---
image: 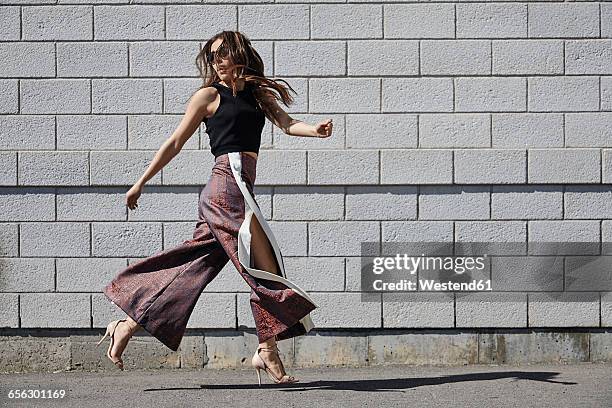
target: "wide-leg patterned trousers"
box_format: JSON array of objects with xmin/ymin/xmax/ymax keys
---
[{"xmin": 103, "ymin": 151, "xmax": 318, "ymax": 351}]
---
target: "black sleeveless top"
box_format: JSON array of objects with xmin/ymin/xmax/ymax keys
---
[{"xmin": 203, "ymin": 81, "xmax": 266, "ymax": 158}]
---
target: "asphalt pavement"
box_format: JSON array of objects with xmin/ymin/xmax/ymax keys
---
[{"xmin": 1, "ymin": 362, "xmax": 611, "ymax": 408}]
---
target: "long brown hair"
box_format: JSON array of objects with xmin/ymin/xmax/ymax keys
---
[{"xmin": 190, "ymin": 30, "xmax": 296, "ymax": 124}]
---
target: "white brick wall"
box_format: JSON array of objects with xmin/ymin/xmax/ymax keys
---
[{"xmin": 0, "ymin": 1, "xmax": 611, "ymax": 332}]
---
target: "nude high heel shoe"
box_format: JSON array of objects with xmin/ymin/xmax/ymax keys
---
[
  {"xmin": 251, "ymin": 345, "xmax": 299, "ymax": 386},
  {"xmin": 96, "ymin": 319, "xmax": 136, "ymax": 370}
]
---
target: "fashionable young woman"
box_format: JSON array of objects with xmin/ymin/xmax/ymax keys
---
[{"xmin": 98, "ymin": 31, "xmax": 333, "ymax": 385}]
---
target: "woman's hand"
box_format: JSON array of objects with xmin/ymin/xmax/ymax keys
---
[
  {"xmin": 313, "ymin": 119, "xmax": 333, "ymax": 138},
  {"xmin": 126, "ymin": 183, "xmax": 143, "ymax": 210}
]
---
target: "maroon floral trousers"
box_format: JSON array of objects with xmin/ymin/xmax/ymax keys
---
[{"xmin": 103, "ymin": 152, "xmax": 317, "ymax": 351}]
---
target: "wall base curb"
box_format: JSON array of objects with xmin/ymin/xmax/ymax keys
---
[{"xmin": 1, "ymin": 328, "xmax": 610, "ymax": 373}]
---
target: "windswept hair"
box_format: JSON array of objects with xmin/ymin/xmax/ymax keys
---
[{"xmin": 189, "ymin": 30, "xmax": 296, "ymax": 124}]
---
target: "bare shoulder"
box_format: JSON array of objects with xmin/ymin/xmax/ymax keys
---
[
  {"xmin": 191, "ymin": 85, "xmax": 218, "ymax": 106},
  {"xmin": 186, "ymin": 86, "xmax": 219, "ymax": 120}
]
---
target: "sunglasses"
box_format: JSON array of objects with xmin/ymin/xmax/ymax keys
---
[{"xmin": 207, "ymin": 45, "xmax": 229, "ymax": 63}]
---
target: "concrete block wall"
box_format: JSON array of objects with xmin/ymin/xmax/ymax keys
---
[{"xmin": 1, "ymin": 1, "xmax": 612, "ymax": 368}]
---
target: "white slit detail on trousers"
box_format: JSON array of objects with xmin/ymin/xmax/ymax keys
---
[{"xmin": 227, "ymin": 152, "xmax": 317, "ymax": 333}]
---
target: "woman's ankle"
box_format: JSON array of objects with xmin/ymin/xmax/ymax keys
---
[
  {"xmin": 124, "ymin": 317, "xmax": 141, "ymax": 334},
  {"xmin": 258, "ymin": 335, "xmax": 277, "ymax": 349}
]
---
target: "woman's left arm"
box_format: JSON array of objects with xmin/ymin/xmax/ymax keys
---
[
  {"xmin": 287, "ymin": 118, "xmax": 333, "ymax": 138},
  {"xmin": 263, "ymin": 95, "xmax": 333, "ymax": 138}
]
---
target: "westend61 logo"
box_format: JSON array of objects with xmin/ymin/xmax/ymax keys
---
[
  {"xmin": 370, "ymin": 253, "xmax": 491, "ymax": 292},
  {"xmin": 359, "ymin": 241, "xmax": 612, "ymax": 302}
]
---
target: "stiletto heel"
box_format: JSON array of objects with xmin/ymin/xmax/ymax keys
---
[
  {"xmin": 251, "ymin": 345, "xmax": 299, "ymax": 386},
  {"xmin": 97, "ymin": 319, "xmax": 137, "ymax": 370},
  {"xmin": 96, "ymin": 327, "xmax": 110, "ymax": 346},
  {"xmin": 255, "ymin": 366, "xmax": 262, "ymax": 386}
]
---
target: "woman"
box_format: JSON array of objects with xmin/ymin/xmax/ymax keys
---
[{"xmin": 97, "ymin": 31, "xmax": 333, "ymax": 385}]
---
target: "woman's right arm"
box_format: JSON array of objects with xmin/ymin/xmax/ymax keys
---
[{"xmin": 125, "ymin": 87, "xmax": 215, "ymax": 210}]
